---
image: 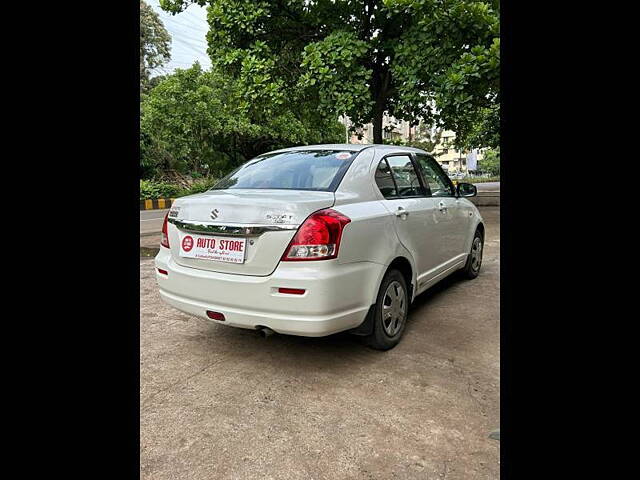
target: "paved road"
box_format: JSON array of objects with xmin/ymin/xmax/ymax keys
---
[
  {"xmin": 474, "ymin": 181, "xmax": 500, "ymax": 191},
  {"xmin": 140, "ymin": 207, "xmax": 500, "ymax": 480},
  {"xmin": 140, "ymin": 208, "xmax": 169, "ymax": 236}
]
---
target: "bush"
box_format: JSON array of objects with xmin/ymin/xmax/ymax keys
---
[
  {"xmin": 478, "ymin": 148, "xmax": 500, "ymax": 176},
  {"xmin": 140, "ymin": 180, "xmax": 185, "ymax": 200},
  {"xmin": 140, "ymin": 178, "xmax": 220, "ymax": 200}
]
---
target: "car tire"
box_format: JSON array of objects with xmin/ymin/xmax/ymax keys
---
[
  {"xmin": 461, "ymin": 228, "xmax": 484, "ymax": 279},
  {"xmin": 364, "ymin": 269, "xmax": 409, "ymax": 351}
]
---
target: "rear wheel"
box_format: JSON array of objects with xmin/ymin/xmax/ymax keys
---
[
  {"xmin": 461, "ymin": 228, "xmax": 484, "ymax": 279},
  {"xmin": 364, "ymin": 269, "xmax": 409, "ymax": 350}
]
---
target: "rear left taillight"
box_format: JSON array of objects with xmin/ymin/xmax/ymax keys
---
[
  {"xmin": 161, "ymin": 212, "xmax": 170, "ymax": 248},
  {"xmin": 281, "ymin": 208, "xmax": 351, "ymax": 261}
]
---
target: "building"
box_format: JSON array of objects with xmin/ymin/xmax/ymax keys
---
[
  {"xmin": 431, "ymin": 130, "xmax": 483, "ymax": 173},
  {"xmin": 432, "ymin": 131, "xmax": 485, "ymax": 173}
]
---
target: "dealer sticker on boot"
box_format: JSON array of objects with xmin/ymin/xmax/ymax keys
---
[{"xmin": 178, "ymin": 232, "xmax": 246, "ymax": 264}]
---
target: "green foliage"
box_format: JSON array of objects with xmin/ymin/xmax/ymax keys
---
[
  {"xmin": 159, "ymin": 0, "xmax": 498, "ymax": 146},
  {"xmin": 140, "ymin": 1, "xmax": 172, "ymax": 94},
  {"xmin": 432, "ymin": 37, "xmax": 500, "ymax": 149},
  {"xmin": 388, "ymin": 1, "xmax": 499, "ymax": 148},
  {"xmin": 459, "ymin": 105, "xmax": 499, "ymax": 150},
  {"xmin": 140, "ymin": 178, "xmax": 220, "ymax": 200},
  {"xmin": 140, "ymin": 179, "xmax": 185, "ymax": 199},
  {"xmin": 453, "ymin": 175, "xmax": 499, "ymax": 183},
  {"xmin": 478, "ymin": 147, "xmax": 500, "ymax": 176},
  {"xmin": 299, "ymin": 32, "xmax": 373, "ymax": 127},
  {"xmin": 140, "ymin": 63, "xmax": 344, "ymax": 179},
  {"xmin": 188, "ymin": 177, "xmax": 218, "ymax": 194}
]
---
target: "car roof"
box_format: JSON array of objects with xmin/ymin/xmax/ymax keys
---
[{"xmin": 267, "ymin": 144, "xmax": 430, "ymax": 155}]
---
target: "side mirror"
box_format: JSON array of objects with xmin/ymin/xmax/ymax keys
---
[{"xmin": 456, "ymin": 182, "xmax": 477, "ymax": 198}]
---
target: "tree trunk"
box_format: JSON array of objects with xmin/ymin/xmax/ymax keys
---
[
  {"xmin": 371, "ymin": 68, "xmax": 390, "ymax": 144},
  {"xmin": 372, "ymin": 107, "xmax": 384, "ymax": 144}
]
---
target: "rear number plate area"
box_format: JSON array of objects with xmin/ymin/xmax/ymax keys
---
[{"xmin": 178, "ymin": 232, "xmax": 246, "ymax": 264}]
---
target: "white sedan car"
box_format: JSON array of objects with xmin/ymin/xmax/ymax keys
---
[{"xmin": 155, "ymin": 144, "xmax": 484, "ymax": 350}]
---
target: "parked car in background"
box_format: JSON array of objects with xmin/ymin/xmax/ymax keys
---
[{"xmin": 155, "ymin": 144, "xmax": 484, "ymax": 350}]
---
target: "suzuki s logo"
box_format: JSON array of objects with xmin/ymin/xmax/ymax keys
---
[{"xmin": 210, "ymin": 209, "xmax": 219, "ymax": 220}]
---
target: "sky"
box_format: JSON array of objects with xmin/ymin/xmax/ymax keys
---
[{"xmin": 147, "ymin": 0, "xmax": 212, "ymax": 76}]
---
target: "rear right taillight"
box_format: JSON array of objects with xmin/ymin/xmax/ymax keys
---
[
  {"xmin": 281, "ymin": 208, "xmax": 351, "ymax": 261},
  {"xmin": 161, "ymin": 212, "xmax": 170, "ymax": 248}
]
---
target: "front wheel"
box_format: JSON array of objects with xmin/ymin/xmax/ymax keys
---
[
  {"xmin": 364, "ymin": 269, "xmax": 409, "ymax": 351},
  {"xmin": 461, "ymin": 228, "xmax": 484, "ymax": 279}
]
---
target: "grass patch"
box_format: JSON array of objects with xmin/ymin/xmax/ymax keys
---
[{"xmin": 461, "ymin": 176, "xmax": 500, "ymax": 183}]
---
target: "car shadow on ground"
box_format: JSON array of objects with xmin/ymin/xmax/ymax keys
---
[
  {"xmin": 190, "ymin": 310, "xmax": 396, "ymax": 378},
  {"xmin": 406, "ymin": 271, "xmax": 466, "ymax": 317},
  {"xmin": 402, "ymin": 271, "xmax": 473, "ymax": 339},
  {"xmin": 190, "ymin": 271, "xmax": 469, "ymax": 372}
]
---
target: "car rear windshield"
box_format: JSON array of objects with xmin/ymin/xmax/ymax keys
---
[{"xmin": 211, "ymin": 150, "xmax": 358, "ymax": 192}]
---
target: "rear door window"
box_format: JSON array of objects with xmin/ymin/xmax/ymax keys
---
[
  {"xmin": 375, "ymin": 159, "xmax": 397, "ymax": 198},
  {"xmin": 385, "ymin": 155, "xmax": 425, "ymax": 197},
  {"xmin": 415, "ymin": 153, "xmax": 455, "ymax": 197}
]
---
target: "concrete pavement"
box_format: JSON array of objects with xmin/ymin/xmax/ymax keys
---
[{"xmin": 140, "ymin": 206, "xmax": 500, "ymax": 479}]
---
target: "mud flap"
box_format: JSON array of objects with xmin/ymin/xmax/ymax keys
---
[{"xmin": 348, "ymin": 304, "xmax": 376, "ymax": 336}]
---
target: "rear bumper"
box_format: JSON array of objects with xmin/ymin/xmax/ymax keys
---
[{"xmin": 154, "ymin": 247, "xmax": 385, "ymax": 337}]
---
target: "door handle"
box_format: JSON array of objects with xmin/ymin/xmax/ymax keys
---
[{"xmin": 395, "ymin": 206, "xmax": 410, "ymax": 218}]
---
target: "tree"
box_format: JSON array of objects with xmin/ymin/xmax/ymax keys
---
[
  {"xmin": 389, "ymin": 0, "xmax": 499, "ymax": 149},
  {"xmin": 140, "ymin": 0, "xmax": 172, "ymax": 94},
  {"xmin": 159, "ymin": 0, "xmax": 498, "ymax": 145},
  {"xmin": 429, "ymin": 38, "xmax": 499, "ymax": 149},
  {"xmin": 452, "ymin": 104, "xmax": 499, "ymax": 150},
  {"xmin": 478, "ymin": 147, "xmax": 499, "ymax": 176},
  {"xmin": 140, "ymin": 63, "xmax": 344, "ymax": 178}
]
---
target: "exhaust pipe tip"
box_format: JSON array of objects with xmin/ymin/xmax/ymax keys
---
[{"xmin": 257, "ymin": 326, "xmax": 276, "ymax": 338}]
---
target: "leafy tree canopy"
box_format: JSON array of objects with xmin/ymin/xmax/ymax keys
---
[
  {"xmin": 159, "ymin": 0, "xmax": 499, "ymax": 146},
  {"xmin": 140, "ymin": 63, "xmax": 344, "ymax": 178},
  {"xmin": 140, "ymin": 0, "xmax": 172, "ymax": 94}
]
